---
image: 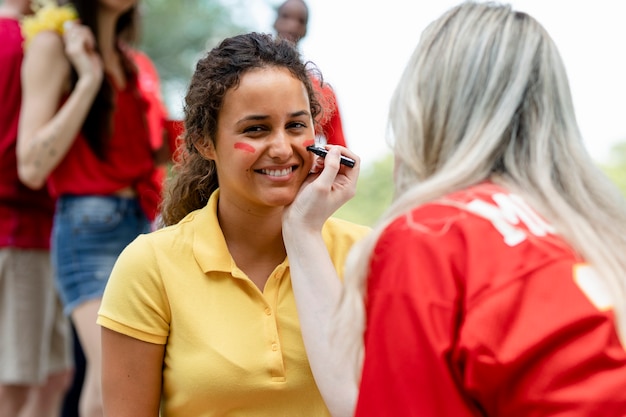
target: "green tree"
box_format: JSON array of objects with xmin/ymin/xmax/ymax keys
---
[{"xmin": 138, "ymin": 0, "xmax": 250, "ymax": 115}]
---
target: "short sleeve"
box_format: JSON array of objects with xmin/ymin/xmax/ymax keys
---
[{"xmin": 97, "ymin": 234, "xmax": 171, "ymax": 345}]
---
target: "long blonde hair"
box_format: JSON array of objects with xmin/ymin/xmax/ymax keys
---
[{"xmin": 337, "ymin": 1, "xmax": 626, "ymax": 383}]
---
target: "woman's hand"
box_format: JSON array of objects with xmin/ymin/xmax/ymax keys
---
[
  {"xmin": 62, "ymin": 21, "xmax": 103, "ymax": 88},
  {"xmin": 17, "ymin": 23, "xmax": 102, "ymax": 189},
  {"xmin": 284, "ymin": 145, "xmax": 360, "ymax": 232}
]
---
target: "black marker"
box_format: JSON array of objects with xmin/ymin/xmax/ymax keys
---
[{"xmin": 306, "ymin": 145, "xmax": 356, "ymax": 168}]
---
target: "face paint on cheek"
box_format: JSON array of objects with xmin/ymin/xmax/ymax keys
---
[
  {"xmin": 302, "ymin": 139, "xmax": 315, "ymax": 148},
  {"xmin": 234, "ymin": 142, "xmax": 256, "ymax": 153}
]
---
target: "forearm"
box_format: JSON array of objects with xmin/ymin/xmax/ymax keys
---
[
  {"xmin": 17, "ymin": 77, "xmax": 99, "ymax": 189},
  {"xmin": 283, "ymin": 224, "xmax": 358, "ymax": 417}
]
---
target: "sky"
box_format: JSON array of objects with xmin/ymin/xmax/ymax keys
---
[{"xmin": 241, "ymin": 0, "xmax": 626, "ymax": 168}]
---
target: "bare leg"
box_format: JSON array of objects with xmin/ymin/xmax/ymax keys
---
[
  {"xmin": 71, "ymin": 299, "xmax": 103, "ymax": 417},
  {"xmin": 0, "ymin": 385, "xmax": 29, "ymax": 417},
  {"xmin": 18, "ymin": 368, "xmax": 74, "ymax": 417}
]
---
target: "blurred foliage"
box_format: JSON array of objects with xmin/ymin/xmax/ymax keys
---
[
  {"xmin": 137, "ymin": 0, "xmax": 250, "ymax": 115},
  {"xmin": 334, "ymin": 153, "xmax": 394, "ymax": 227},
  {"xmin": 599, "ymin": 142, "xmax": 626, "ymax": 196}
]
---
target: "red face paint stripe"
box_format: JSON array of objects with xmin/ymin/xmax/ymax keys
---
[
  {"xmin": 302, "ymin": 139, "xmax": 315, "ymax": 148},
  {"xmin": 234, "ymin": 142, "xmax": 255, "ymax": 153}
]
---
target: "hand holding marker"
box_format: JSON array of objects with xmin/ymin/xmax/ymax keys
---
[{"xmin": 306, "ymin": 145, "xmax": 356, "ymax": 168}]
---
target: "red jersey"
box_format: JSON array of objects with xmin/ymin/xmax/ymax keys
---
[
  {"xmin": 0, "ymin": 17, "xmax": 55, "ymax": 249},
  {"xmin": 356, "ymin": 182, "xmax": 626, "ymax": 417},
  {"xmin": 47, "ymin": 55, "xmax": 164, "ymax": 221}
]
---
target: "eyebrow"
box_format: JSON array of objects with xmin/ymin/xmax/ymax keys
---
[{"xmin": 235, "ymin": 110, "xmax": 311, "ymax": 125}]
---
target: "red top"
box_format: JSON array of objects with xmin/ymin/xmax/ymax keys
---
[
  {"xmin": 0, "ymin": 17, "xmax": 55, "ymax": 249},
  {"xmin": 129, "ymin": 49, "xmax": 170, "ymax": 215},
  {"xmin": 311, "ymin": 76, "xmax": 346, "ymax": 147},
  {"xmin": 48, "ymin": 53, "xmax": 165, "ymax": 221},
  {"xmin": 356, "ymin": 182, "xmax": 626, "ymax": 417},
  {"xmin": 130, "ymin": 49, "xmax": 169, "ymax": 152}
]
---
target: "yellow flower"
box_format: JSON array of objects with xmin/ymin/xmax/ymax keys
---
[{"xmin": 21, "ymin": 0, "xmax": 78, "ymax": 48}]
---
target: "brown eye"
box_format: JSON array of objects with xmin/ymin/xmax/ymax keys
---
[
  {"xmin": 287, "ymin": 121, "xmax": 306, "ymax": 130},
  {"xmin": 243, "ymin": 125, "xmax": 266, "ymax": 134}
]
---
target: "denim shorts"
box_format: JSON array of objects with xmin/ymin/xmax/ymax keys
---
[{"xmin": 52, "ymin": 195, "xmax": 151, "ymax": 316}]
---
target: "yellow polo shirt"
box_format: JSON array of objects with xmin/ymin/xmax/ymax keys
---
[{"xmin": 97, "ymin": 190, "xmax": 370, "ymax": 416}]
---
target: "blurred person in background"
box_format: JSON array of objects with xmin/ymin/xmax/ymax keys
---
[
  {"xmin": 17, "ymin": 0, "xmax": 171, "ymax": 416},
  {"xmin": 274, "ymin": 0, "xmax": 347, "ymax": 148},
  {"xmin": 0, "ymin": 0, "xmax": 74, "ymax": 416}
]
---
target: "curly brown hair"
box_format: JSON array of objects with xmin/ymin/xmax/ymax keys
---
[{"xmin": 159, "ymin": 32, "xmax": 323, "ymax": 226}]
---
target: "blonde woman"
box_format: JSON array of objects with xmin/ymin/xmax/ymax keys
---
[{"xmin": 286, "ymin": 2, "xmax": 626, "ymax": 416}]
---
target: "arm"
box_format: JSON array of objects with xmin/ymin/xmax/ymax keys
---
[
  {"xmin": 17, "ymin": 24, "xmax": 102, "ymax": 189},
  {"xmin": 101, "ymin": 328, "xmax": 164, "ymax": 417},
  {"xmin": 98, "ymin": 234, "xmax": 169, "ymax": 417},
  {"xmin": 282, "ymin": 146, "xmax": 360, "ymax": 417}
]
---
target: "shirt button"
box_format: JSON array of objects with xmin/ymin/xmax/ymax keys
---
[
  {"xmin": 265, "ymin": 308, "xmax": 271, "ymax": 315},
  {"xmin": 272, "ymin": 343, "xmax": 278, "ymax": 351}
]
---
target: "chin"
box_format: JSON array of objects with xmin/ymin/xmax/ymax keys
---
[{"xmin": 262, "ymin": 191, "xmax": 298, "ymax": 208}]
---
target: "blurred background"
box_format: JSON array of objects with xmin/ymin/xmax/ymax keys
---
[{"xmin": 138, "ymin": 0, "xmax": 626, "ymax": 226}]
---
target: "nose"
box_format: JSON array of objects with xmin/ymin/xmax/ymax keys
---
[{"xmin": 268, "ymin": 131, "xmax": 294, "ymax": 161}]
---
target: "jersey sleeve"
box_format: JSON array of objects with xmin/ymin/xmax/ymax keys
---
[{"xmin": 97, "ymin": 233, "xmax": 171, "ymax": 345}]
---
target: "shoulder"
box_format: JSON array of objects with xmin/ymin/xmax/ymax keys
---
[
  {"xmin": 125, "ymin": 47, "xmax": 158, "ymax": 76},
  {"xmin": 375, "ymin": 182, "xmax": 577, "ymax": 289},
  {"xmin": 127, "ymin": 48, "xmax": 149, "ymax": 65},
  {"xmin": 25, "ymin": 30, "xmax": 65, "ymax": 58},
  {"xmin": 376, "ymin": 181, "xmax": 559, "ymax": 260},
  {"xmin": 138, "ymin": 218, "xmax": 194, "ymax": 252},
  {"xmin": 387, "ymin": 182, "xmax": 552, "ymax": 238},
  {"xmin": 23, "ymin": 30, "xmax": 69, "ymax": 74}
]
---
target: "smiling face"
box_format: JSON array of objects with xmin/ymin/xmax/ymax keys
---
[{"xmin": 202, "ymin": 66, "xmax": 316, "ymax": 212}]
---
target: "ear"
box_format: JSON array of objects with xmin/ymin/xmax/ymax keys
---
[{"xmin": 194, "ymin": 140, "xmax": 216, "ymax": 160}]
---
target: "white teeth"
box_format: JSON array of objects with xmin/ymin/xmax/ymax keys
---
[{"xmin": 261, "ymin": 168, "xmax": 292, "ymax": 177}]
